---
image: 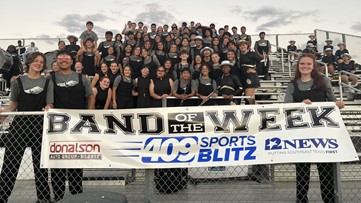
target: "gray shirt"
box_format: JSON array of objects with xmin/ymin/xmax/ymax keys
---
[
  {"xmin": 284, "ymin": 76, "xmax": 336, "ymax": 103},
  {"xmin": 79, "ymin": 30, "xmax": 98, "ymax": 41},
  {"xmin": 53, "ymin": 72, "xmax": 93, "ymax": 98},
  {"xmin": 172, "ymin": 79, "xmax": 196, "ymax": 93},
  {"xmin": 194, "ymin": 78, "xmax": 218, "ymax": 94},
  {"xmin": 113, "ymin": 75, "xmax": 133, "ymax": 88},
  {"xmin": 10, "ymin": 75, "xmax": 54, "ymax": 104}
]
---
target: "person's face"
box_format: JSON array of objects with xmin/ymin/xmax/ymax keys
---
[
  {"xmin": 85, "ymin": 40, "xmax": 93, "ymax": 48},
  {"xmin": 175, "ymin": 38, "xmax": 181, "ymax": 45},
  {"xmin": 180, "ymin": 53, "xmax": 189, "ymax": 60},
  {"xmin": 108, "ymin": 47, "xmax": 114, "ymax": 55},
  {"xmin": 128, "ymin": 34, "xmax": 135, "ymax": 40},
  {"xmin": 203, "ymin": 50, "xmax": 211, "ymax": 57},
  {"xmin": 205, "ymin": 30, "xmax": 211, "ymax": 37},
  {"xmin": 213, "ymin": 38, "xmax": 220, "ymax": 45},
  {"xmin": 164, "ymin": 60, "xmax": 171, "ymax": 69},
  {"xmin": 116, "ymin": 35, "xmax": 122, "ymax": 41},
  {"xmin": 227, "ymin": 52, "xmax": 235, "ymax": 61},
  {"xmin": 241, "ymin": 27, "xmax": 246, "ymax": 34},
  {"xmin": 339, "ymin": 44, "xmax": 345, "ymax": 49},
  {"xmin": 138, "ymin": 23, "xmax": 143, "ymax": 29},
  {"xmin": 29, "ymin": 56, "xmax": 44, "ymax": 73},
  {"xmin": 134, "ymin": 47, "xmax": 141, "ymax": 56},
  {"xmin": 127, "ymin": 21, "xmax": 132, "ymax": 26},
  {"xmin": 100, "ymin": 78, "xmax": 110, "ymax": 89},
  {"xmin": 101, "ymin": 63, "xmax": 109, "ymax": 73},
  {"xmin": 110, "ymin": 63, "xmax": 119, "ymax": 72},
  {"xmin": 144, "ymin": 42, "xmax": 151, "ymax": 49},
  {"xmin": 260, "ymin": 33, "xmax": 265, "ymax": 39},
  {"xmin": 58, "ymin": 41, "xmax": 65, "ymax": 50},
  {"xmin": 201, "ymin": 65, "xmax": 209, "ymax": 76},
  {"xmin": 151, "ymin": 25, "xmax": 156, "ymax": 32},
  {"xmin": 219, "ymin": 30, "xmax": 225, "ymax": 36},
  {"xmin": 123, "ymin": 67, "xmax": 132, "ymax": 77},
  {"xmin": 239, "ymin": 43, "xmax": 248, "ymax": 52},
  {"xmin": 222, "ymin": 38, "xmax": 229, "ymax": 45},
  {"xmin": 105, "ymin": 34, "xmax": 113, "ymax": 41},
  {"xmin": 141, "ymin": 67, "xmax": 149, "ymax": 76},
  {"xmin": 155, "ymin": 36, "xmax": 161, "ymax": 42},
  {"xmin": 131, "ymin": 23, "xmax": 136, "ymax": 30},
  {"xmin": 211, "ymin": 54, "xmax": 220, "ymax": 63},
  {"xmin": 228, "ymin": 43, "xmax": 236, "ymax": 51},
  {"xmin": 181, "ymin": 71, "xmax": 191, "ymax": 80},
  {"xmin": 125, "ymin": 45, "xmax": 132, "ymax": 53},
  {"xmin": 298, "ymin": 56, "xmax": 314, "ymax": 76},
  {"xmin": 143, "ymin": 26, "xmax": 148, "ymax": 33},
  {"xmin": 195, "ymin": 39, "xmax": 202, "ymax": 46},
  {"xmin": 157, "ymin": 43, "xmax": 164, "ymax": 50},
  {"xmin": 52, "ymin": 62, "xmax": 59, "ymax": 72},
  {"xmin": 75, "ymin": 62, "xmax": 83, "ymax": 72},
  {"xmin": 195, "ymin": 55, "xmax": 202, "ymax": 64},
  {"xmin": 342, "ymin": 55, "xmax": 350, "ymax": 62},
  {"xmin": 222, "ymin": 65, "xmax": 230, "ymax": 74},
  {"xmin": 157, "ymin": 68, "xmax": 165, "ymax": 77},
  {"xmin": 57, "ymin": 54, "xmax": 72, "ymax": 70},
  {"xmin": 136, "ymin": 32, "xmax": 142, "ymax": 38},
  {"xmin": 86, "ymin": 24, "xmax": 93, "ymax": 31},
  {"xmin": 182, "ymin": 39, "xmax": 189, "ymax": 46},
  {"xmin": 157, "ymin": 26, "xmax": 163, "ymax": 32},
  {"xmin": 232, "ymin": 28, "xmax": 237, "ymax": 34},
  {"xmin": 18, "ymin": 41, "xmax": 22, "ymax": 46},
  {"xmin": 141, "ymin": 49, "xmax": 148, "ymax": 57},
  {"xmin": 170, "ymin": 45, "xmax": 177, "ymax": 53}
]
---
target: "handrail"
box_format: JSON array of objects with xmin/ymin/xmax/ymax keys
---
[
  {"xmin": 338, "ymin": 70, "xmax": 361, "ymax": 101},
  {"xmin": 270, "ymin": 44, "xmax": 286, "ymax": 74},
  {"xmin": 316, "ymin": 60, "xmax": 329, "ymax": 78},
  {"xmin": 162, "ymin": 96, "xmax": 252, "ymax": 107}
]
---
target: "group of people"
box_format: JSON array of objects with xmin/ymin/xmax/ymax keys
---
[
  {"xmin": 0, "ymin": 20, "xmax": 350, "ymax": 203},
  {"xmin": 287, "ymin": 34, "xmax": 359, "ymax": 87}
]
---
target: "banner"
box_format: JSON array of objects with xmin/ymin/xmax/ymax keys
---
[{"xmin": 40, "ymin": 102, "xmax": 358, "ymax": 168}]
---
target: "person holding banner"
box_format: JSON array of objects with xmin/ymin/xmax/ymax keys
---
[
  {"xmin": 284, "ymin": 53, "xmax": 344, "ymax": 203},
  {"xmin": 51, "ymin": 50, "xmax": 95, "ymax": 202},
  {"xmin": 0, "ymin": 52, "xmax": 53, "ymax": 203}
]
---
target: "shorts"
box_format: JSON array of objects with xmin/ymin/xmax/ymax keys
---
[{"xmin": 240, "ymin": 67, "xmax": 260, "ymax": 89}]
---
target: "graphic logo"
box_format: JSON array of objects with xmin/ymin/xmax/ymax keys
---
[
  {"xmin": 265, "ymin": 137, "xmax": 339, "ymax": 150},
  {"xmin": 141, "ymin": 136, "xmax": 199, "ymax": 163}
]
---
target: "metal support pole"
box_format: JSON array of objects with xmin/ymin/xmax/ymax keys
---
[
  {"xmin": 333, "ymin": 163, "xmax": 343, "ymax": 203},
  {"xmin": 144, "ymin": 169, "xmax": 154, "ymax": 203},
  {"xmin": 281, "ymin": 48, "xmax": 285, "ymax": 73}
]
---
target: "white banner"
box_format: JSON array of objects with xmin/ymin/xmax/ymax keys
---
[{"xmin": 40, "ymin": 102, "xmax": 359, "ymax": 168}]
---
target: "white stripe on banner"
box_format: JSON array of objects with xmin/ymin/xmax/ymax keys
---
[{"xmin": 40, "ymin": 102, "xmax": 359, "ymax": 168}]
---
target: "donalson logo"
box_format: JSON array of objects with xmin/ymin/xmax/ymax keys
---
[
  {"xmin": 48, "ymin": 141, "xmax": 102, "ymax": 160},
  {"xmin": 265, "ymin": 137, "xmax": 339, "ymax": 150}
]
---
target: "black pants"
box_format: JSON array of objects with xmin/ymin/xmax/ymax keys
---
[
  {"xmin": 0, "ymin": 116, "xmax": 51, "ymax": 202},
  {"xmin": 51, "ymin": 168, "xmax": 83, "ymax": 200},
  {"xmin": 296, "ymin": 163, "xmax": 335, "ymax": 203}
]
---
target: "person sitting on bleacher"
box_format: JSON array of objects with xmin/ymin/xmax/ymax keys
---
[
  {"xmin": 319, "ymin": 48, "xmax": 336, "ymax": 75},
  {"xmin": 338, "ymin": 53, "xmax": 358, "ymax": 86},
  {"xmin": 323, "ymin": 39, "xmax": 334, "ymax": 51},
  {"xmin": 335, "ymin": 42, "xmax": 349, "ymax": 64},
  {"xmin": 287, "ymin": 40, "xmax": 297, "ymax": 61},
  {"xmin": 306, "ymin": 34, "xmax": 317, "ymax": 52}
]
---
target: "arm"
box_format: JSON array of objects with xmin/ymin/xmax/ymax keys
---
[
  {"xmin": 149, "ymin": 79, "xmax": 162, "ymax": 99},
  {"xmin": 112, "ymin": 86, "xmax": 117, "ymax": 109},
  {"xmin": 284, "ymin": 83, "xmax": 295, "ymax": 103},
  {"xmin": 91, "ymin": 74, "xmax": 100, "ymax": 87},
  {"xmin": 87, "ymin": 94, "xmax": 95, "ymax": 109},
  {"xmin": 104, "ymin": 88, "xmax": 112, "ymax": 109}
]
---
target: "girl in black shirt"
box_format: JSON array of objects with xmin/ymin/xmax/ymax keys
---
[{"xmin": 93, "ymin": 76, "xmax": 111, "ymax": 109}]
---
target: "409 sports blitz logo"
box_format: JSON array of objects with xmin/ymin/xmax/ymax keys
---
[{"xmin": 140, "ymin": 135, "xmax": 256, "ymax": 164}]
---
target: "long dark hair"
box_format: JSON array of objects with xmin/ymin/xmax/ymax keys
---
[{"xmin": 291, "ymin": 53, "xmax": 325, "ymax": 90}]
